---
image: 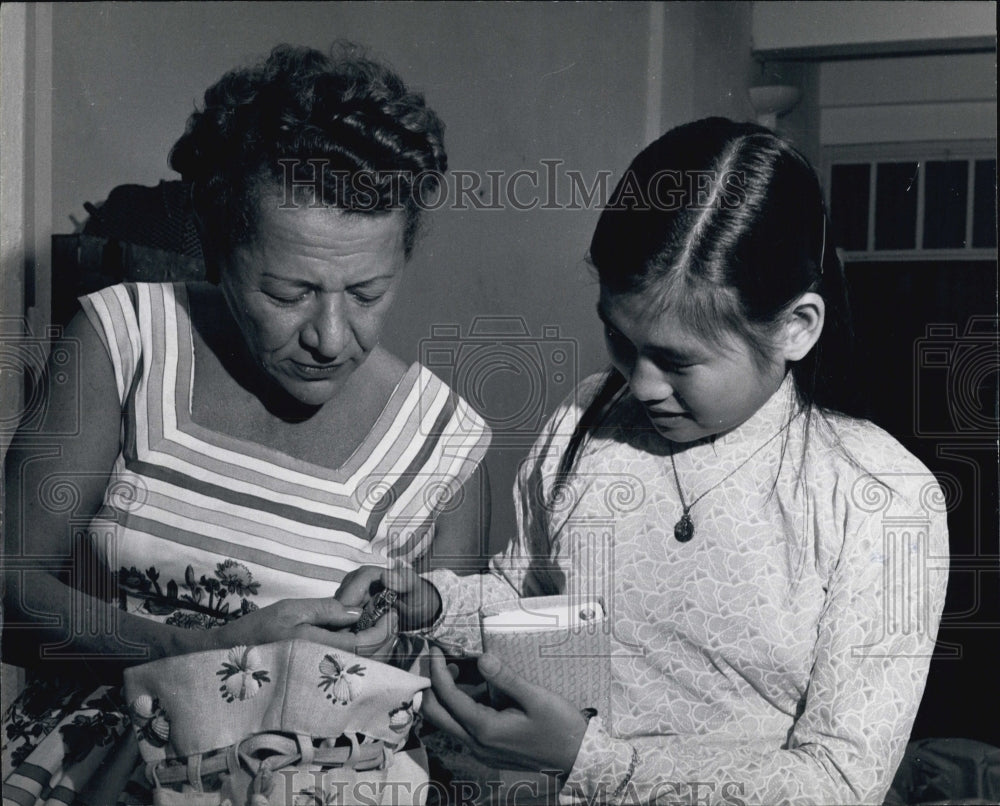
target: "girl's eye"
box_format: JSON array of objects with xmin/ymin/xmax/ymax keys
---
[{"xmin": 654, "ymin": 356, "xmax": 694, "ymax": 373}]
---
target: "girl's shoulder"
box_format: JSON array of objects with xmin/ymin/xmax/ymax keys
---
[{"xmin": 806, "ymin": 409, "xmax": 940, "ymax": 506}]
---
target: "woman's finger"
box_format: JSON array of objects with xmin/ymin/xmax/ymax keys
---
[
  {"xmin": 306, "ymin": 597, "xmax": 363, "ymax": 629},
  {"xmin": 297, "ymin": 624, "xmax": 362, "ymax": 652},
  {"xmin": 335, "ymin": 566, "xmax": 383, "ymax": 607},
  {"xmin": 382, "ymin": 562, "xmax": 421, "ymax": 595},
  {"xmin": 352, "ymin": 609, "xmax": 399, "ymax": 657}
]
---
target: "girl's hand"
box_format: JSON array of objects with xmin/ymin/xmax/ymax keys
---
[
  {"xmin": 336, "ymin": 563, "xmax": 442, "ymax": 631},
  {"xmin": 422, "ymin": 647, "xmax": 589, "ymax": 776},
  {"xmin": 188, "ymin": 597, "xmax": 400, "ymax": 659}
]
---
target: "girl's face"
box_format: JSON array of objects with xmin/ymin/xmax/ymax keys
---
[
  {"xmin": 599, "ymin": 288, "xmax": 787, "ymax": 443},
  {"xmin": 220, "ymin": 201, "xmax": 405, "ymax": 408}
]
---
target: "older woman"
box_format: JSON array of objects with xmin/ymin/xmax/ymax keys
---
[{"xmin": 2, "ymin": 44, "xmax": 489, "ymax": 805}]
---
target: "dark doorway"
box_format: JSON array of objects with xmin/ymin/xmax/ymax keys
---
[{"xmin": 846, "ymin": 259, "xmax": 998, "ymax": 746}]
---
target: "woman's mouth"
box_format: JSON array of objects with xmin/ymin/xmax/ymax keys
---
[{"xmin": 290, "ymin": 360, "xmax": 345, "ymax": 379}]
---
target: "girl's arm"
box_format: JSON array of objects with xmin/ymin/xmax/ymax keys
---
[
  {"xmin": 420, "ymin": 407, "xmax": 577, "ymax": 653},
  {"xmin": 425, "ymin": 478, "xmax": 949, "ymax": 805},
  {"xmin": 562, "ymin": 496, "xmax": 950, "ymax": 806}
]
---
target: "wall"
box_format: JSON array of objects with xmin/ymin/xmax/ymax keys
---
[
  {"xmin": 753, "ymin": 0, "xmax": 996, "ymax": 57},
  {"xmin": 35, "ymin": 1, "xmax": 757, "ymax": 551},
  {"xmin": 819, "ymin": 51, "xmax": 997, "ymax": 144}
]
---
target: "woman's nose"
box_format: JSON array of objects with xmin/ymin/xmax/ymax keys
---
[
  {"xmin": 628, "ymin": 356, "xmax": 672, "ymax": 403},
  {"xmin": 302, "ymin": 294, "xmax": 349, "ymax": 358}
]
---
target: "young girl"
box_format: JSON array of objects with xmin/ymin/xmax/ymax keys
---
[{"xmin": 341, "ymin": 118, "xmax": 950, "ymax": 805}]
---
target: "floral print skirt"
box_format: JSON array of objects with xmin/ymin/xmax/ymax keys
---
[{"xmin": 1, "ymin": 677, "xmax": 147, "ymax": 806}]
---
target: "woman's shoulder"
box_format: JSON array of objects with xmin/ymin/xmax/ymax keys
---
[
  {"xmin": 80, "ymin": 280, "xmax": 196, "ymax": 323},
  {"xmin": 413, "ymin": 357, "xmax": 492, "ymax": 440}
]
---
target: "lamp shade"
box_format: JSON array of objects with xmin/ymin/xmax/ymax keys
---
[{"xmin": 749, "ymin": 85, "xmax": 801, "ymax": 129}]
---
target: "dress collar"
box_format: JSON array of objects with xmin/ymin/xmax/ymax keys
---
[{"xmin": 653, "ymin": 373, "xmax": 802, "ymax": 474}]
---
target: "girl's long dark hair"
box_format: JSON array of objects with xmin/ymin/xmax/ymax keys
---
[{"xmin": 558, "ymin": 117, "xmax": 862, "ymax": 484}]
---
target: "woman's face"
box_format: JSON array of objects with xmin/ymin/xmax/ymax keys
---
[
  {"xmin": 220, "ymin": 200, "xmax": 405, "ymax": 408},
  {"xmin": 599, "ymin": 287, "xmax": 786, "ymax": 443}
]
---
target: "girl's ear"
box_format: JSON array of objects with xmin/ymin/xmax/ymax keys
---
[{"xmin": 778, "ymin": 292, "xmax": 825, "ymax": 363}]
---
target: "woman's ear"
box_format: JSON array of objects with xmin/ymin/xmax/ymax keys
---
[{"xmin": 778, "ymin": 292, "xmax": 825, "ymax": 362}]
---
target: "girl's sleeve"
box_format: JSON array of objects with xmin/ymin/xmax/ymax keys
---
[
  {"xmin": 422, "ymin": 384, "xmax": 585, "ymax": 654},
  {"xmin": 562, "ymin": 476, "xmax": 950, "ymax": 806}
]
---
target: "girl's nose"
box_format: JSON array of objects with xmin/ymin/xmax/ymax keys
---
[
  {"xmin": 301, "ymin": 294, "xmax": 349, "ymax": 358},
  {"xmin": 628, "ymin": 356, "xmax": 672, "ymax": 403}
]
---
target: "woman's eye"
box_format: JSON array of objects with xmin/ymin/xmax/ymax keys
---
[
  {"xmin": 350, "ymin": 290, "xmax": 384, "ymax": 305},
  {"xmin": 265, "ymin": 290, "xmax": 310, "ymax": 305}
]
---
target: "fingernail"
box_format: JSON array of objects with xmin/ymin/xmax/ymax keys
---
[
  {"xmin": 345, "ymin": 607, "xmax": 362, "ymax": 617},
  {"xmin": 479, "ymin": 653, "xmax": 501, "ymax": 676}
]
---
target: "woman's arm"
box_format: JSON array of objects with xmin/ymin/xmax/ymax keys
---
[
  {"xmin": 2, "ymin": 312, "xmax": 379, "ymax": 674},
  {"xmin": 2, "ymin": 311, "xmax": 199, "ymax": 669}
]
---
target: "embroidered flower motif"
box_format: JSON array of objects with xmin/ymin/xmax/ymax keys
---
[
  {"xmin": 388, "ymin": 700, "xmax": 415, "ymax": 733},
  {"xmin": 215, "ymin": 560, "xmax": 261, "ymax": 597},
  {"xmin": 149, "ymin": 714, "xmax": 170, "ymax": 742},
  {"xmin": 129, "ymin": 695, "xmax": 170, "ymax": 748},
  {"xmin": 165, "ymin": 611, "xmax": 225, "ymax": 630},
  {"xmin": 217, "ymin": 645, "xmax": 271, "ymax": 703},
  {"xmin": 317, "ymin": 654, "xmax": 365, "ymax": 705},
  {"xmin": 295, "ymin": 788, "xmax": 339, "ymax": 806},
  {"xmin": 129, "ymin": 694, "xmax": 155, "ymax": 720}
]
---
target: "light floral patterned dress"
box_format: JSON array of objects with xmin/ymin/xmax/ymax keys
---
[
  {"xmin": 2, "ymin": 282, "xmax": 491, "ymax": 806},
  {"xmin": 427, "ymin": 373, "xmax": 949, "ymax": 805}
]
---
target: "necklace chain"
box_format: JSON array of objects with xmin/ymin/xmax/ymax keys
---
[{"xmin": 667, "ymin": 421, "xmax": 793, "ymax": 543}]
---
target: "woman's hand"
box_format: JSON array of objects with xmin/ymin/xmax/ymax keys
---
[
  {"xmin": 188, "ymin": 597, "xmax": 400, "ymax": 659},
  {"xmin": 421, "ymin": 647, "xmax": 589, "ymax": 776},
  {"xmin": 336, "ymin": 563, "xmax": 442, "ymax": 631}
]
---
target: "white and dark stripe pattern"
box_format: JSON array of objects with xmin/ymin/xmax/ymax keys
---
[{"xmin": 80, "ymin": 282, "xmax": 491, "ymax": 614}]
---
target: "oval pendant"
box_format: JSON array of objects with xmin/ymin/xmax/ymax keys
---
[{"xmin": 674, "ymin": 512, "xmax": 694, "ymax": 543}]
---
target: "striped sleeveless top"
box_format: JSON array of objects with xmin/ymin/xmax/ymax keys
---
[{"xmin": 79, "ymin": 282, "xmax": 491, "ymax": 628}]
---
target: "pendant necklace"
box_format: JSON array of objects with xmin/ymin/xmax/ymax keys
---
[{"xmin": 667, "ymin": 423, "xmax": 792, "ymax": 543}]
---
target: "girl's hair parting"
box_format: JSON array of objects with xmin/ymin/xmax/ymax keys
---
[{"xmin": 558, "ymin": 117, "xmax": 862, "ymax": 482}]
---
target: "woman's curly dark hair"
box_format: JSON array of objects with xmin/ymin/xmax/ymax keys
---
[{"xmin": 169, "ymin": 43, "xmax": 447, "ymax": 266}]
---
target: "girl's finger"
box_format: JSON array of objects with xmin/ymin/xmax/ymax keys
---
[
  {"xmin": 476, "ymin": 653, "xmax": 546, "ymax": 714},
  {"xmin": 420, "ymin": 688, "xmax": 478, "ymax": 746},
  {"xmin": 428, "ymin": 647, "xmax": 496, "ymax": 731}
]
